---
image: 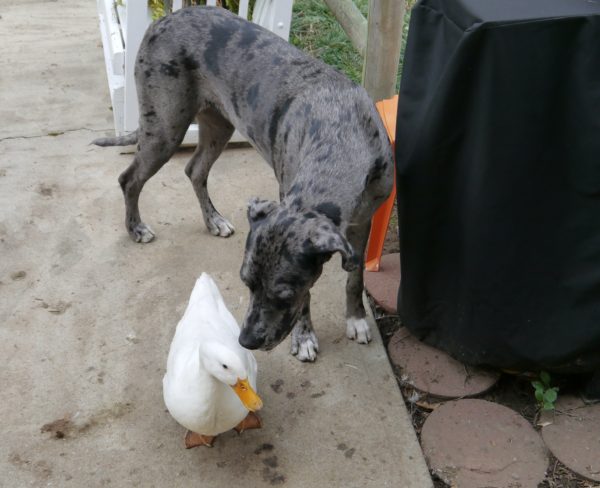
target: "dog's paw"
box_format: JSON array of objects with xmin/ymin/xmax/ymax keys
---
[
  {"xmin": 207, "ymin": 215, "xmax": 235, "ymax": 238},
  {"xmin": 291, "ymin": 328, "xmax": 319, "ymax": 362},
  {"xmin": 131, "ymin": 223, "xmax": 155, "ymax": 243},
  {"xmin": 346, "ymin": 317, "xmax": 371, "ymax": 344}
]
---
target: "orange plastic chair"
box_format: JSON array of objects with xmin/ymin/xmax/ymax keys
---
[{"xmin": 364, "ymin": 95, "xmax": 398, "ymax": 272}]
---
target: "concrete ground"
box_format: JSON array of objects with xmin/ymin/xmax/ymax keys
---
[{"xmin": 0, "ymin": 1, "xmax": 432, "ymax": 487}]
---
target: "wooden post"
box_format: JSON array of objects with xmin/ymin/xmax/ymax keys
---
[
  {"xmin": 362, "ymin": 0, "xmax": 406, "ymax": 101},
  {"xmin": 323, "ymin": 0, "xmax": 367, "ymax": 57}
]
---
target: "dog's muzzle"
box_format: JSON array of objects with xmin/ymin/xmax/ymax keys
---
[
  {"xmin": 238, "ymin": 327, "xmax": 265, "ymax": 350},
  {"xmin": 239, "ymin": 305, "xmax": 302, "ymax": 351}
]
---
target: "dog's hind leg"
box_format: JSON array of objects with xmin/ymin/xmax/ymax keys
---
[
  {"xmin": 290, "ymin": 297, "xmax": 319, "ymax": 362},
  {"xmin": 118, "ymin": 145, "xmax": 170, "ymax": 243},
  {"xmin": 345, "ymin": 222, "xmax": 373, "ymax": 344},
  {"xmin": 119, "ymin": 73, "xmax": 197, "ymax": 242},
  {"xmin": 118, "ymin": 129, "xmax": 186, "ymax": 243},
  {"xmin": 185, "ymin": 108, "xmax": 235, "ymax": 237}
]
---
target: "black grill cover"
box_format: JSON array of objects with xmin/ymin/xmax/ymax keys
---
[{"xmin": 395, "ymin": 0, "xmax": 600, "ymax": 372}]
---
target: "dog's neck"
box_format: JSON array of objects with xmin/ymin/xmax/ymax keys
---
[{"xmin": 280, "ymin": 195, "xmax": 343, "ymax": 230}]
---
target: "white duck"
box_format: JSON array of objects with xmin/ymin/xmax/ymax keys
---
[{"xmin": 163, "ymin": 273, "xmax": 262, "ymax": 448}]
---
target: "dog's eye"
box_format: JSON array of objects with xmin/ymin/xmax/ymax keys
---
[{"xmin": 222, "ymin": 364, "xmax": 228, "ymax": 369}]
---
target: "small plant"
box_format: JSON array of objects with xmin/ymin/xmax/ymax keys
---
[{"xmin": 532, "ymin": 371, "xmax": 559, "ymax": 411}]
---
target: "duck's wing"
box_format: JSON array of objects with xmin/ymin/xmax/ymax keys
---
[
  {"xmin": 183, "ymin": 274, "xmax": 221, "ymax": 319},
  {"xmin": 184, "ymin": 273, "xmax": 240, "ymax": 337},
  {"xmin": 214, "ymin": 292, "xmax": 242, "ymax": 336},
  {"xmin": 186, "ymin": 273, "xmax": 216, "ymax": 308},
  {"xmin": 201, "ymin": 273, "xmax": 241, "ymax": 336},
  {"xmin": 177, "ymin": 274, "xmax": 218, "ymax": 337}
]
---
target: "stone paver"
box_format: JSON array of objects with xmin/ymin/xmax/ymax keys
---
[
  {"xmin": 363, "ymin": 253, "xmax": 400, "ymax": 314},
  {"xmin": 542, "ymin": 396, "xmax": 600, "ymax": 482},
  {"xmin": 388, "ymin": 328, "xmax": 500, "ymax": 398},
  {"xmin": 421, "ymin": 399, "xmax": 548, "ymax": 488}
]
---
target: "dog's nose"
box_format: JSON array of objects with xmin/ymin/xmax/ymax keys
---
[{"xmin": 239, "ymin": 327, "xmax": 264, "ymax": 350}]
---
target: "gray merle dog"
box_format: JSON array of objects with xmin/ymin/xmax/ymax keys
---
[{"xmin": 93, "ymin": 6, "xmax": 394, "ymax": 361}]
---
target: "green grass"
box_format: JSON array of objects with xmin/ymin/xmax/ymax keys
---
[
  {"xmin": 290, "ymin": 0, "xmax": 414, "ymax": 90},
  {"xmin": 290, "ymin": 0, "xmax": 368, "ymax": 84}
]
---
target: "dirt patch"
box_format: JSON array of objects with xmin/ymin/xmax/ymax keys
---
[
  {"xmin": 8, "ymin": 453, "xmax": 53, "ymax": 482},
  {"xmin": 540, "ymin": 457, "xmax": 596, "ymax": 488},
  {"xmin": 34, "ymin": 298, "xmax": 72, "ymax": 314},
  {"xmin": 48, "ymin": 300, "xmax": 71, "ymax": 314},
  {"xmin": 11, "ymin": 270, "xmax": 27, "ymax": 281},
  {"xmin": 41, "ymin": 402, "xmax": 134, "ymax": 439},
  {"xmin": 253, "ymin": 443, "xmax": 286, "ymax": 485},
  {"xmin": 41, "ymin": 417, "xmax": 72, "ymax": 439},
  {"xmin": 270, "ymin": 379, "xmax": 284, "ymax": 393},
  {"xmin": 254, "ymin": 443, "xmax": 275, "ymax": 455},
  {"xmin": 37, "ymin": 182, "xmax": 58, "ymax": 197}
]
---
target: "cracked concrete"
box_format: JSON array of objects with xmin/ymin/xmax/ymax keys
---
[
  {"xmin": 0, "ymin": 1, "xmax": 432, "ymax": 487},
  {"xmin": 0, "ymin": 128, "xmax": 113, "ymax": 143}
]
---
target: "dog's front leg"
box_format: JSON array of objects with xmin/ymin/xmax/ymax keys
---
[
  {"xmin": 345, "ymin": 222, "xmax": 372, "ymax": 344},
  {"xmin": 290, "ymin": 296, "xmax": 319, "ymax": 362}
]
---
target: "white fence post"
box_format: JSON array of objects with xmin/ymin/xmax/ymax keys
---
[
  {"xmin": 252, "ymin": 0, "xmax": 293, "ymax": 40},
  {"xmin": 238, "ymin": 0, "xmax": 250, "ymax": 19},
  {"xmin": 123, "ymin": 1, "xmax": 150, "ymax": 134}
]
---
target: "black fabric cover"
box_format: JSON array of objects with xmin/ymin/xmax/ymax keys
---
[{"xmin": 395, "ymin": 0, "xmax": 600, "ymax": 372}]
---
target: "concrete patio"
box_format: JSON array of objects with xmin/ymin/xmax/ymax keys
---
[{"xmin": 0, "ymin": 1, "xmax": 431, "ymax": 486}]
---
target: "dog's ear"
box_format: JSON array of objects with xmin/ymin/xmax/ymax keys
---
[
  {"xmin": 247, "ymin": 198, "xmax": 278, "ymax": 226},
  {"xmin": 308, "ymin": 225, "xmax": 360, "ymax": 272}
]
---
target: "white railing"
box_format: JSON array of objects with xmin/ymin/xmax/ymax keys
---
[{"xmin": 97, "ymin": 0, "xmax": 293, "ymax": 144}]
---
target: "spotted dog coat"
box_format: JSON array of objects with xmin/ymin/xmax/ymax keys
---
[{"xmin": 93, "ymin": 7, "xmax": 394, "ymax": 361}]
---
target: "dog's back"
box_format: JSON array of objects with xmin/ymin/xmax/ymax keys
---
[{"xmin": 139, "ymin": 6, "xmax": 392, "ymax": 218}]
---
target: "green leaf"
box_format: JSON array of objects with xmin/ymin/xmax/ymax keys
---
[
  {"xmin": 531, "ymin": 381, "xmax": 544, "ymax": 390},
  {"xmin": 540, "ymin": 371, "xmax": 551, "ymax": 386},
  {"xmin": 544, "ymin": 389, "xmax": 558, "ymax": 403},
  {"xmin": 534, "ymin": 389, "xmax": 544, "ymax": 402},
  {"xmin": 543, "ymin": 401, "xmax": 555, "ymax": 411}
]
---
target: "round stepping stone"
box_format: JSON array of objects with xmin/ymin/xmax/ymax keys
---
[
  {"xmin": 363, "ymin": 253, "xmax": 400, "ymax": 313},
  {"xmin": 388, "ymin": 327, "xmax": 500, "ymax": 398},
  {"xmin": 421, "ymin": 399, "xmax": 548, "ymax": 488},
  {"xmin": 541, "ymin": 395, "xmax": 600, "ymax": 482}
]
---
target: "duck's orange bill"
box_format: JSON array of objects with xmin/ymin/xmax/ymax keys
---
[{"xmin": 231, "ymin": 378, "xmax": 263, "ymax": 412}]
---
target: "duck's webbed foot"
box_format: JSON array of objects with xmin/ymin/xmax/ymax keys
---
[
  {"xmin": 185, "ymin": 430, "xmax": 217, "ymax": 448},
  {"xmin": 234, "ymin": 412, "xmax": 263, "ymax": 433}
]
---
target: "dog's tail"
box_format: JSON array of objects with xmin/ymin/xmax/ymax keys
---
[{"xmin": 91, "ymin": 131, "xmax": 138, "ymax": 147}]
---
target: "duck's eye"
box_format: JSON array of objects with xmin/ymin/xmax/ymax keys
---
[{"xmin": 222, "ymin": 364, "xmax": 228, "ymax": 369}]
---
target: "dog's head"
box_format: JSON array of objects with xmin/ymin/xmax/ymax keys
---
[{"xmin": 238, "ymin": 198, "xmax": 359, "ymax": 351}]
